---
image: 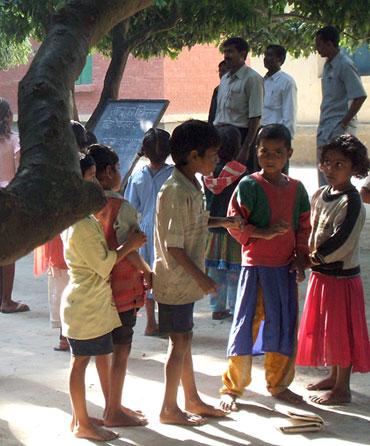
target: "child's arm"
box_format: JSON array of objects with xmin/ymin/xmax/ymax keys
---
[
  {"xmin": 227, "ymin": 189, "xmax": 289, "ymax": 244},
  {"xmin": 125, "ymin": 251, "xmax": 152, "ymax": 288},
  {"xmin": 115, "ymin": 229, "xmax": 147, "ymax": 265},
  {"xmin": 167, "ymin": 247, "xmax": 218, "ymax": 294}
]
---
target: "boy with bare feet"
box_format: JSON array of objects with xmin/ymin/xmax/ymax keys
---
[
  {"xmin": 153, "ymin": 120, "xmax": 242, "ymax": 425},
  {"xmin": 89, "ymin": 144, "xmax": 150, "ymax": 427},
  {"xmin": 61, "ymin": 154, "xmax": 146, "ymax": 441},
  {"xmin": 220, "ymin": 124, "xmax": 311, "ymax": 411}
]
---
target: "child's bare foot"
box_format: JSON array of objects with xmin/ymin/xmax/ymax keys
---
[
  {"xmin": 70, "ymin": 416, "xmax": 104, "ymax": 431},
  {"xmin": 73, "ymin": 423, "xmax": 119, "ymax": 441},
  {"xmin": 186, "ymin": 400, "xmax": 228, "ymax": 417},
  {"xmin": 310, "ymin": 389, "xmax": 351, "ymax": 405},
  {"xmin": 104, "ymin": 409, "xmax": 148, "ymax": 427},
  {"xmin": 121, "ymin": 406, "xmax": 146, "ymax": 419},
  {"xmin": 273, "ymin": 389, "xmax": 303, "ymax": 404},
  {"xmin": 1, "ymin": 300, "xmax": 30, "ymax": 313},
  {"xmin": 306, "ymin": 377, "xmax": 336, "ymax": 391},
  {"xmin": 160, "ymin": 407, "xmax": 207, "ymax": 426},
  {"xmin": 220, "ymin": 393, "xmax": 239, "ymax": 412}
]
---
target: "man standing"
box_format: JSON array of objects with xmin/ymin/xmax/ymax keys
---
[
  {"xmin": 262, "ymin": 44, "xmax": 297, "ymax": 139},
  {"xmin": 316, "ymin": 25, "xmax": 367, "ymax": 185},
  {"xmin": 213, "ymin": 37, "xmax": 264, "ymax": 173}
]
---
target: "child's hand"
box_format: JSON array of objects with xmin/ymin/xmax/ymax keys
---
[
  {"xmin": 126, "ymin": 228, "xmax": 147, "ymax": 250},
  {"xmin": 223, "ymin": 216, "xmax": 245, "ymax": 231},
  {"xmin": 197, "ymin": 273, "xmax": 219, "ymax": 294},
  {"xmin": 290, "ymin": 258, "xmax": 305, "ymax": 283},
  {"xmin": 143, "ymin": 270, "xmax": 152, "ymax": 290},
  {"xmin": 263, "ymin": 220, "xmax": 289, "ymax": 240}
]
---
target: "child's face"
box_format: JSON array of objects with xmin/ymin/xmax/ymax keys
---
[
  {"xmin": 83, "ymin": 165, "xmax": 96, "ymax": 182},
  {"xmin": 320, "ymin": 149, "xmax": 353, "ymax": 189},
  {"xmin": 257, "ymin": 139, "xmax": 291, "ymax": 174},
  {"xmin": 194, "ymin": 146, "xmax": 219, "ymax": 176}
]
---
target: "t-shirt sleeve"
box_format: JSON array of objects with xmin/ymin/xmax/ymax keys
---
[
  {"xmin": 246, "ymin": 75, "xmax": 264, "ymax": 118},
  {"xmin": 341, "ymin": 61, "xmax": 367, "ymax": 100},
  {"xmin": 114, "ymin": 201, "xmax": 140, "ymax": 245},
  {"xmin": 227, "ymin": 182, "xmax": 256, "ymax": 245}
]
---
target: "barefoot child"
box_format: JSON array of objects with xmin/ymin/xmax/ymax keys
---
[
  {"xmin": 124, "ymin": 128, "xmax": 173, "ymax": 335},
  {"xmin": 220, "ymin": 124, "xmax": 311, "ymax": 411},
  {"xmin": 61, "ymin": 153, "xmax": 146, "ymax": 441},
  {"xmin": 153, "ymin": 120, "xmax": 242, "ymax": 425},
  {"xmin": 204, "ymin": 125, "xmax": 247, "ymax": 320},
  {"xmin": 89, "ymin": 143, "xmax": 150, "ymax": 427},
  {"xmin": 297, "ymin": 134, "xmax": 370, "ymax": 405}
]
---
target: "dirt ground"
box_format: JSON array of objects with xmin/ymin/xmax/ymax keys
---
[{"xmin": 1, "ymin": 171, "xmax": 370, "ymax": 446}]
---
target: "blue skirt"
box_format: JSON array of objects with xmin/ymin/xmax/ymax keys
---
[{"xmin": 227, "ymin": 265, "xmax": 298, "ymax": 357}]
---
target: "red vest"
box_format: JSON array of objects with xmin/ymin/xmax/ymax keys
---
[{"xmin": 95, "ymin": 197, "xmax": 145, "ymax": 313}]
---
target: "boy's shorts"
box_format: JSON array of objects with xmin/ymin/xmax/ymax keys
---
[
  {"xmin": 67, "ymin": 332, "xmax": 113, "ymax": 357},
  {"xmin": 158, "ymin": 302, "xmax": 194, "ymax": 334},
  {"xmin": 112, "ymin": 308, "xmax": 140, "ymax": 345}
]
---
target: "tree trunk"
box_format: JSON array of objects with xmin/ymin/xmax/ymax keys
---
[
  {"xmin": 0, "ymin": 0, "xmax": 153, "ymax": 265},
  {"xmin": 86, "ymin": 20, "xmax": 131, "ymax": 130}
]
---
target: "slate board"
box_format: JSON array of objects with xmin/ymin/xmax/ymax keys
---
[{"xmin": 91, "ymin": 99, "xmax": 169, "ymax": 182}]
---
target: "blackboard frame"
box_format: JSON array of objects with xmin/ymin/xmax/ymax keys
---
[{"xmin": 90, "ymin": 99, "xmax": 169, "ymax": 188}]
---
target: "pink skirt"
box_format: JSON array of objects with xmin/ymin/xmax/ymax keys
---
[{"xmin": 297, "ymin": 272, "xmax": 370, "ymax": 373}]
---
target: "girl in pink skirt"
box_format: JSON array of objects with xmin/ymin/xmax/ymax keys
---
[{"xmin": 297, "ymin": 134, "xmax": 370, "ymax": 405}]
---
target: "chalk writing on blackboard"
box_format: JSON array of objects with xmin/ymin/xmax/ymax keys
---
[{"xmin": 91, "ymin": 99, "xmax": 169, "ymax": 182}]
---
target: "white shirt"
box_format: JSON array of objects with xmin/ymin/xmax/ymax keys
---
[{"xmin": 262, "ymin": 70, "xmax": 297, "ymax": 138}]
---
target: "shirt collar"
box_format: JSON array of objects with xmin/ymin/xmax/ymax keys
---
[
  {"xmin": 173, "ymin": 167, "xmax": 202, "ymax": 193},
  {"xmin": 327, "ymin": 49, "xmax": 342, "ymax": 69},
  {"xmin": 264, "ymin": 69, "xmax": 282, "ymax": 81},
  {"xmin": 227, "ymin": 64, "xmax": 247, "ymax": 80}
]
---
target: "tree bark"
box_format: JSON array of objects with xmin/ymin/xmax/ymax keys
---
[
  {"xmin": 0, "ymin": 0, "xmax": 153, "ymax": 265},
  {"xmin": 86, "ymin": 20, "xmax": 132, "ymax": 130}
]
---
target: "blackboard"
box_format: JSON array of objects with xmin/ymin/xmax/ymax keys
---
[{"xmin": 91, "ymin": 99, "xmax": 169, "ymax": 184}]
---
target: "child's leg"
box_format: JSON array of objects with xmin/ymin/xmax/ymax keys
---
[
  {"xmin": 208, "ymin": 267, "xmax": 229, "ymax": 318},
  {"xmin": 181, "ymin": 333, "xmax": 226, "ymax": 417},
  {"xmin": 160, "ymin": 331, "xmax": 207, "ymax": 425},
  {"xmin": 145, "ymin": 296, "xmax": 159, "ymax": 335},
  {"xmin": 95, "ymin": 354, "xmax": 111, "ymax": 409},
  {"xmin": 310, "ymin": 365, "xmax": 352, "ymax": 405},
  {"xmin": 226, "ymin": 270, "xmax": 239, "ymax": 316},
  {"xmin": 306, "ymin": 366, "xmax": 337, "ymax": 391},
  {"xmin": 104, "ymin": 309, "xmax": 147, "ymax": 427},
  {"xmin": 0, "ymin": 263, "xmax": 29, "ymax": 313},
  {"xmin": 69, "ymin": 355, "xmax": 118, "ymax": 441}
]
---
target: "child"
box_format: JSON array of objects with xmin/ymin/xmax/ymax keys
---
[
  {"xmin": 61, "ymin": 153, "xmax": 146, "ymax": 441},
  {"xmin": 0, "ymin": 98, "xmax": 29, "ymax": 313},
  {"xmin": 153, "ymin": 119, "xmax": 242, "ymax": 426},
  {"xmin": 220, "ymin": 124, "xmax": 311, "ymax": 411},
  {"xmin": 296, "ymin": 134, "xmax": 370, "ymax": 405},
  {"xmin": 204, "ymin": 125, "xmax": 247, "ymax": 320},
  {"xmin": 125, "ymin": 128, "xmax": 173, "ymax": 335},
  {"xmin": 89, "ymin": 143, "xmax": 150, "ymax": 427}
]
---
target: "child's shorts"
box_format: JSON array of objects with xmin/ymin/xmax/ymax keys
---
[
  {"xmin": 112, "ymin": 308, "xmax": 140, "ymax": 345},
  {"xmin": 158, "ymin": 302, "xmax": 194, "ymax": 334},
  {"xmin": 67, "ymin": 332, "xmax": 113, "ymax": 357}
]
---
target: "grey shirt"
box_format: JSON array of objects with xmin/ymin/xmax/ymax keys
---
[
  {"xmin": 213, "ymin": 64, "xmax": 264, "ymax": 129},
  {"xmin": 317, "ymin": 50, "xmax": 367, "ymax": 146}
]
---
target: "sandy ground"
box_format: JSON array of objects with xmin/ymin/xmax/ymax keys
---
[{"xmin": 1, "ymin": 168, "xmax": 370, "ymax": 446}]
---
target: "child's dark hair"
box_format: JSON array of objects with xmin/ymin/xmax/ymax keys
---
[
  {"xmin": 88, "ymin": 143, "xmax": 119, "ymax": 175},
  {"xmin": 71, "ymin": 120, "xmax": 88, "ymax": 151},
  {"xmin": 256, "ymin": 124, "xmax": 292, "ymax": 150},
  {"xmin": 216, "ymin": 125, "xmax": 241, "ymax": 163},
  {"xmin": 320, "ymin": 134, "xmax": 370, "ymax": 179},
  {"xmin": 86, "ymin": 130, "xmax": 98, "ymax": 146},
  {"xmin": 170, "ymin": 120, "xmax": 220, "ymax": 167},
  {"xmin": 79, "ymin": 152, "xmax": 96, "ymax": 176},
  {"xmin": 140, "ymin": 128, "xmax": 170, "ymax": 164},
  {"xmin": 0, "ymin": 98, "xmax": 12, "ymax": 137}
]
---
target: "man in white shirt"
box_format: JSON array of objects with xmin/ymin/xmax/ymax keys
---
[
  {"xmin": 213, "ymin": 37, "xmax": 264, "ymax": 173},
  {"xmin": 262, "ymin": 44, "xmax": 297, "ymax": 139}
]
